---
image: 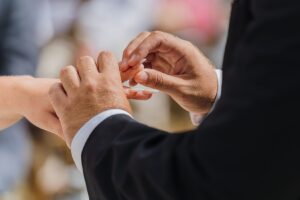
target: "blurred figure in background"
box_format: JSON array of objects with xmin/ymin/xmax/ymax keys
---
[
  {"xmin": 155, "ymin": 0, "xmax": 230, "ymax": 67},
  {"xmin": 0, "ymin": 0, "xmax": 38, "ymax": 197},
  {"xmin": 156, "ymin": 0, "xmax": 225, "ymax": 43},
  {"xmin": 76, "ymin": 0, "xmax": 155, "ymax": 58}
]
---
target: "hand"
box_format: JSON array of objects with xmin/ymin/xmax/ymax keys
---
[
  {"xmin": 49, "ymin": 53, "xmax": 131, "ymax": 147},
  {"xmin": 0, "ymin": 76, "xmax": 62, "ymax": 135},
  {"xmin": 13, "ymin": 77, "xmax": 63, "ymax": 136},
  {"xmin": 0, "ymin": 112, "xmax": 22, "ymax": 131},
  {"xmin": 120, "ymin": 31, "xmax": 218, "ymax": 115}
]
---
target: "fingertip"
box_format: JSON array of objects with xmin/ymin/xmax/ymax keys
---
[
  {"xmin": 126, "ymin": 89, "xmax": 153, "ymax": 100},
  {"xmin": 125, "ymin": 89, "xmax": 137, "ymax": 98},
  {"xmin": 129, "ymin": 78, "xmax": 138, "ymax": 87},
  {"xmin": 98, "ymin": 51, "xmax": 115, "ymax": 61},
  {"xmin": 60, "ymin": 66, "xmax": 69, "ymax": 77},
  {"xmin": 121, "ymin": 64, "xmax": 145, "ymax": 82},
  {"xmin": 134, "ymin": 71, "xmax": 148, "ymax": 84},
  {"xmin": 140, "ymin": 90, "xmax": 153, "ymax": 96},
  {"xmin": 132, "ymin": 63, "xmax": 145, "ymax": 71},
  {"xmin": 120, "ymin": 61, "xmax": 129, "ymax": 72}
]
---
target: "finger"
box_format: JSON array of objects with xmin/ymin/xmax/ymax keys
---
[
  {"xmin": 120, "ymin": 31, "xmax": 151, "ymax": 71},
  {"xmin": 77, "ymin": 56, "xmax": 98, "ymax": 81},
  {"xmin": 127, "ymin": 31, "xmax": 176, "ymax": 68},
  {"xmin": 97, "ymin": 51, "xmax": 119, "ymax": 75},
  {"xmin": 120, "ymin": 64, "xmax": 144, "ymax": 82},
  {"xmin": 134, "ymin": 68, "xmax": 183, "ymax": 94},
  {"xmin": 60, "ymin": 65, "xmax": 80, "ymax": 95},
  {"xmin": 124, "ymin": 88, "xmax": 153, "ymax": 100},
  {"xmin": 48, "ymin": 83, "xmax": 68, "ymax": 113},
  {"xmin": 129, "ymin": 78, "xmax": 138, "ymax": 87}
]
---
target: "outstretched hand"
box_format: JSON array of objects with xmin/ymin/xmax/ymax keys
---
[{"xmin": 0, "ymin": 76, "xmax": 62, "ymax": 136}]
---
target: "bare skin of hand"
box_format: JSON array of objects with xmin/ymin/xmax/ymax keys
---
[
  {"xmin": 49, "ymin": 53, "xmax": 132, "ymax": 147},
  {"xmin": 120, "ymin": 63, "xmax": 153, "ymax": 100},
  {"xmin": 0, "ymin": 76, "xmax": 62, "ymax": 136},
  {"xmin": 120, "ymin": 31, "xmax": 218, "ymax": 115}
]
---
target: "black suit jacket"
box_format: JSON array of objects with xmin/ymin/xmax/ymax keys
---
[{"xmin": 82, "ymin": 0, "xmax": 300, "ymax": 199}]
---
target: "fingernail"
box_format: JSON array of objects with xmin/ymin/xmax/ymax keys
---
[
  {"xmin": 142, "ymin": 90, "xmax": 152, "ymax": 95},
  {"xmin": 135, "ymin": 71, "xmax": 148, "ymax": 83},
  {"xmin": 137, "ymin": 91, "xmax": 145, "ymax": 96}
]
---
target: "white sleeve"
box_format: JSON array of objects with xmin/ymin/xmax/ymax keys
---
[
  {"xmin": 190, "ymin": 69, "xmax": 223, "ymax": 126},
  {"xmin": 71, "ymin": 109, "xmax": 132, "ymax": 173}
]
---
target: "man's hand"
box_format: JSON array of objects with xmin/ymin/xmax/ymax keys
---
[
  {"xmin": 120, "ymin": 31, "xmax": 218, "ymax": 115},
  {"xmin": 0, "ymin": 76, "xmax": 62, "ymax": 136},
  {"xmin": 49, "ymin": 53, "xmax": 131, "ymax": 147}
]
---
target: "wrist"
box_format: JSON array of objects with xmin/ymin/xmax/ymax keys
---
[
  {"xmin": 185, "ymin": 50, "xmax": 218, "ymax": 115},
  {"xmin": 10, "ymin": 76, "xmax": 35, "ymax": 116},
  {"xmin": 0, "ymin": 76, "xmax": 33, "ymax": 125}
]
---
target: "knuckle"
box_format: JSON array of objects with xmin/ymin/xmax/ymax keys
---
[
  {"xmin": 83, "ymin": 80, "xmax": 97, "ymax": 92},
  {"xmin": 152, "ymin": 73, "xmax": 164, "ymax": 88},
  {"xmin": 174, "ymin": 80, "xmax": 188, "ymax": 95},
  {"xmin": 185, "ymin": 40, "xmax": 195, "ymax": 50},
  {"xmin": 80, "ymin": 55, "xmax": 92, "ymax": 61},
  {"xmin": 152, "ymin": 31, "xmax": 165, "ymax": 40},
  {"xmin": 136, "ymin": 47, "xmax": 147, "ymax": 58},
  {"xmin": 152, "ymin": 30, "xmax": 163, "ymax": 36},
  {"xmin": 140, "ymin": 31, "xmax": 150, "ymax": 36},
  {"xmin": 99, "ymin": 51, "xmax": 113, "ymax": 59},
  {"xmin": 151, "ymin": 31, "xmax": 169, "ymax": 47}
]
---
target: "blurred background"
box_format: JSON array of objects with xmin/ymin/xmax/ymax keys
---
[{"xmin": 0, "ymin": 0, "xmax": 232, "ymax": 199}]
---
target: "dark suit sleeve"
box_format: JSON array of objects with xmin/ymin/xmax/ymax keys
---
[
  {"xmin": 81, "ymin": 0, "xmax": 300, "ymax": 199},
  {"xmin": 0, "ymin": 0, "xmax": 38, "ymax": 75}
]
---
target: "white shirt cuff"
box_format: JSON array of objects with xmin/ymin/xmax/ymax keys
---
[
  {"xmin": 71, "ymin": 109, "xmax": 132, "ymax": 173},
  {"xmin": 190, "ymin": 69, "xmax": 223, "ymax": 126}
]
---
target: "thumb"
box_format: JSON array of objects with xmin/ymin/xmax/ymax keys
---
[{"xmin": 134, "ymin": 69, "xmax": 182, "ymax": 94}]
